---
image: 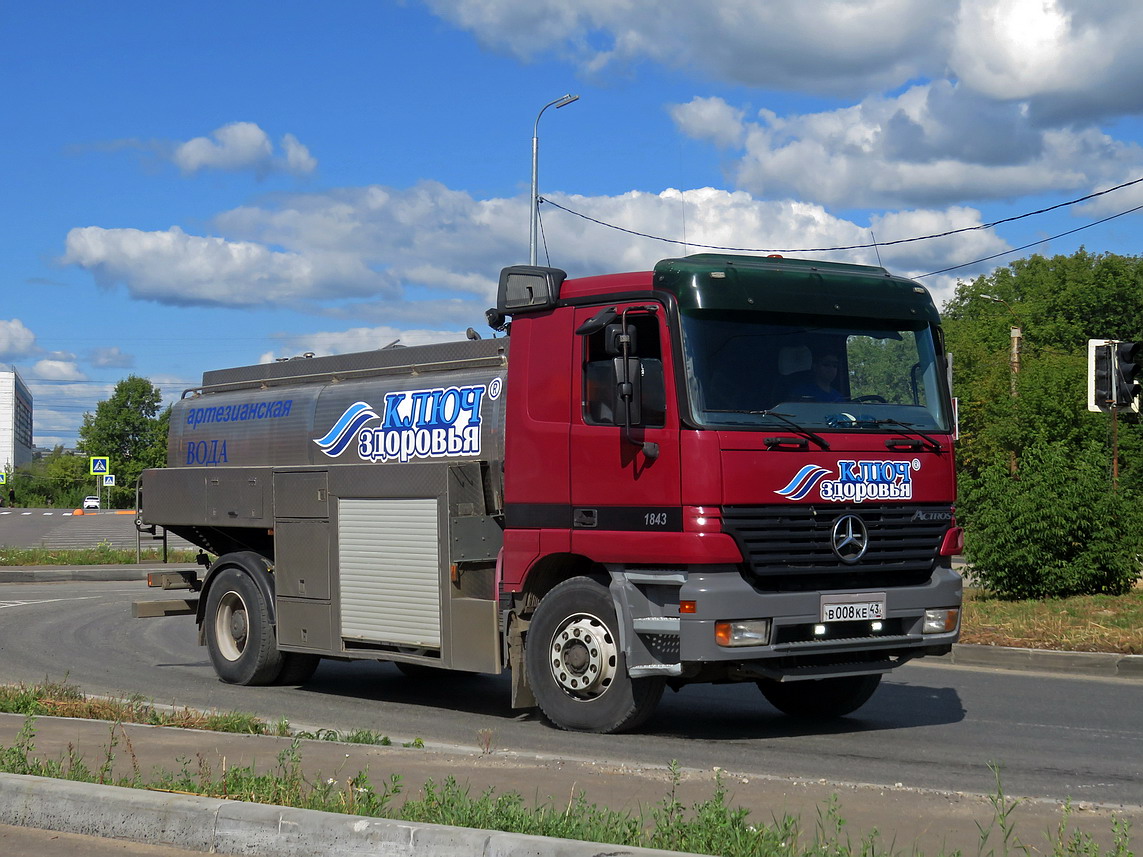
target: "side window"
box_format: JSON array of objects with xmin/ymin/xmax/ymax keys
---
[{"xmin": 582, "ymin": 312, "xmax": 665, "ymax": 427}]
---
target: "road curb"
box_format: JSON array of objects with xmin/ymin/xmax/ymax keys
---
[
  {"xmin": 0, "ymin": 772, "xmax": 701, "ymax": 857},
  {"xmin": 938, "ymin": 644, "xmax": 1143, "ymax": 679},
  {"xmin": 0, "ymin": 564, "xmax": 196, "ymax": 583}
]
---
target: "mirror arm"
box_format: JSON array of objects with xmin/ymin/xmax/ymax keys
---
[{"xmin": 617, "ymin": 305, "xmax": 660, "ymax": 460}]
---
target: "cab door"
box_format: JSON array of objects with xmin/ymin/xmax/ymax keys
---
[{"xmin": 568, "ymin": 302, "xmax": 682, "ymax": 554}]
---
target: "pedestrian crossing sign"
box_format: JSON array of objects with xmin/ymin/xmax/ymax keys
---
[
  {"xmin": 90, "ymin": 456, "xmax": 109, "ymax": 475},
  {"xmin": 0, "ymin": 474, "xmax": 6, "ymax": 485},
  {"xmin": 103, "ymin": 474, "xmax": 115, "ymax": 487}
]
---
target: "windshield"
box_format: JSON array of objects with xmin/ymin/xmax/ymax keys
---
[{"xmin": 680, "ymin": 310, "xmax": 951, "ymax": 432}]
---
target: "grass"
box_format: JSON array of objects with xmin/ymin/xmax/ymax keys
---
[
  {"xmin": 0, "ymin": 680, "xmax": 416, "ymax": 746},
  {"xmin": 0, "ymin": 680, "xmax": 286, "ymax": 734},
  {"xmin": 0, "ymin": 545, "xmax": 203, "ymax": 566},
  {"xmin": 960, "ymin": 589, "xmax": 1143, "ymax": 654},
  {"xmin": 0, "ymin": 717, "xmax": 1132, "ymax": 857}
]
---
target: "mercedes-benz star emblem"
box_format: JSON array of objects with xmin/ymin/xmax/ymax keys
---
[{"xmin": 831, "ymin": 514, "xmax": 869, "ymax": 564}]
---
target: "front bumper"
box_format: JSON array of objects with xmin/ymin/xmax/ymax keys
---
[{"xmin": 612, "ymin": 562, "xmax": 962, "ymax": 682}]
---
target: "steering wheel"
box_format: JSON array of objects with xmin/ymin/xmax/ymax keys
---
[{"xmin": 851, "ymin": 395, "xmax": 887, "ymax": 403}]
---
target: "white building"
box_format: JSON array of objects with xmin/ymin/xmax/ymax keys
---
[{"xmin": 0, "ymin": 366, "xmax": 33, "ymax": 471}]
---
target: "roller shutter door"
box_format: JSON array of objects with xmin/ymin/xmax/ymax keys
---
[{"xmin": 338, "ymin": 498, "xmax": 441, "ymax": 647}]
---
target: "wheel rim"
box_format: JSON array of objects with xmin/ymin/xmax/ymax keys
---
[
  {"xmin": 547, "ymin": 612, "xmax": 617, "ymax": 701},
  {"xmin": 214, "ymin": 590, "xmax": 249, "ymax": 662}
]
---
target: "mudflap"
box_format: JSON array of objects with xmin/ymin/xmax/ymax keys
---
[{"xmin": 507, "ymin": 611, "xmax": 535, "ymax": 708}]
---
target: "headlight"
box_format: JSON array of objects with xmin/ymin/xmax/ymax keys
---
[
  {"xmin": 923, "ymin": 608, "xmax": 959, "ymax": 634},
  {"xmin": 715, "ymin": 619, "xmax": 771, "ymax": 647}
]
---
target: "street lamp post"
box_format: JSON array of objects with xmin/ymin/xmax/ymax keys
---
[
  {"xmin": 983, "ymin": 294, "xmax": 1024, "ymax": 473},
  {"xmin": 530, "ymin": 93, "xmax": 579, "ymax": 266},
  {"xmin": 982, "ymin": 294, "xmax": 1022, "ymax": 393}
]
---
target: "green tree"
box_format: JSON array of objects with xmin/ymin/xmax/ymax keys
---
[
  {"xmin": 943, "ymin": 249, "xmax": 1143, "ymax": 596},
  {"xmin": 6, "ymin": 447, "xmax": 90, "ymax": 509},
  {"xmin": 943, "ymin": 248, "xmax": 1143, "ymax": 484},
  {"xmin": 77, "ymin": 376, "xmax": 170, "ymax": 507},
  {"xmin": 962, "ymin": 441, "xmax": 1143, "ymax": 598}
]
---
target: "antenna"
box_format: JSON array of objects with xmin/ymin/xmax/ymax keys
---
[
  {"xmin": 680, "ymin": 188, "xmax": 688, "ymax": 255},
  {"xmin": 869, "ymin": 229, "xmax": 884, "ymax": 268}
]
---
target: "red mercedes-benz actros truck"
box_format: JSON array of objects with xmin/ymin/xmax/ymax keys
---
[{"xmin": 137, "ymin": 253, "xmax": 963, "ymax": 733}]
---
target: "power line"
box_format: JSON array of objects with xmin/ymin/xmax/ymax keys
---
[
  {"xmin": 917, "ymin": 202, "xmax": 1143, "ymax": 278},
  {"xmin": 539, "ymin": 174, "xmax": 1143, "ymax": 255}
]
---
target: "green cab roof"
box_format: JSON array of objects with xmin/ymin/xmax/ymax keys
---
[{"xmin": 653, "ymin": 253, "xmax": 941, "ymax": 325}]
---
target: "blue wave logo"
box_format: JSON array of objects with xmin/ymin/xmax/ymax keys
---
[
  {"xmin": 314, "ymin": 402, "xmax": 380, "ymax": 457},
  {"xmin": 774, "ymin": 464, "xmax": 831, "ymax": 500}
]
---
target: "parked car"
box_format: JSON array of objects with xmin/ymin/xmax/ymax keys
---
[{"xmin": 83, "ymin": 496, "xmax": 100, "ymax": 510}]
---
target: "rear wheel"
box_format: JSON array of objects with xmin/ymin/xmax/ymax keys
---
[
  {"xmin": 758, "ymin": 674, "xmax": 881, "ymax": 718},
  {"xmin": 204, "ymin": 567, "xmax": 283, "ymax": 685},
  {"xmin": 525, "ymin": 577, "xmax": 664, "ymax": 733}
]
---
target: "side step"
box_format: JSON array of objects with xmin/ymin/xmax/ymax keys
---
[{"xmin": 133, "ymin": 598, "xmax": 199, "ymax": 618}]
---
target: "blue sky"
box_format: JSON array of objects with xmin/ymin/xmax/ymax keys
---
[{"xmin": 6, "ymin": 0, "xmax": 1143, "ymax": 447}]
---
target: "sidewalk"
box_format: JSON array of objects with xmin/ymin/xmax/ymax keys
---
[{"xmin": 1, "ymin": 712, "xmax": 1138, "ymax": 857}]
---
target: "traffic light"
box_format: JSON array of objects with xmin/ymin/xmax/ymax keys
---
[
  {"xmin": 1115, "ymin": 341, "xmax": 1142, "ymax": 412},
  {"xmin": 1089, "ymin": 339, "xmax": 1114, "ymax": 412}
]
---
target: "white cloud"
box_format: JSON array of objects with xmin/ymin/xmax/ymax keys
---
[
  {"xmin": 281, "ymin": 133, "xmax": 317, "ymax": 175},
  {"xmin": 949, "ymin": 0, "xmax": 1143, "ymax": 121},
  {"xmin": 670, "ymin": 85, "xmax": 1143, "ymax": 209},
  {"xmin": 427, "ymin": 0, "xmax": 1143, "ymax": 122},
  {"xmin": 0, "ymin": 319, "xmax": 36, "ymax": 357},
  {"xmin": 62, "ymin": 225, "xmax": 388, "ymax": 307},
  {"xmin": 89, "ymin": 346, "xmax": 134, "ymax": 369},
  {"xmin": 669, "ymin": 97, "xmax": 746, "ymax": 149},
  {"xmin": 62, "ymin": 181, "xmax": 1007, "ymax": 320},
  {"xmin": 171, "ymin": 122, "xmax": 317, "ymax": 176},
  {"xmin": 31, "ymin": 359, "xmax": 87, "ymax": 382},
  {"xmin": 426, "ymin": 0, "xmax": 947, "ymax": 96}
]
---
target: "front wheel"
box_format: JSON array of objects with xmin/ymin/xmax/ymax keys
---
[
  {"xmin": 525, "ymin": 577, "xmax": 664, "ymax": 733},
  {"xmin": 204, "ymin": 567, "xmax": 284, "ymax": 685},
  {"xmin": 758, "ymin": 673, "xmax": 881, "ymax": 718}
]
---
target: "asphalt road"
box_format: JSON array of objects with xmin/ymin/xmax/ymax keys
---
[
  {"xmin": 0, "ymin": 508, "xmax": 194, "ymax": 551},
  {"xmin": 0, "ymin": 579, "xmax": 1139, "ymax": 811}
]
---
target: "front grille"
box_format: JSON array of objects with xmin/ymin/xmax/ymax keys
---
[{"xmin": 722, "ymin": 503, "xmax": 951, "ymax": 591}]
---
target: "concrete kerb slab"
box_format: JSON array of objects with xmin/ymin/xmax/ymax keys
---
[
  {"xmin": 934, "ymin": 643, "xmax": 1143, "ymax": 679},
  {"xmin": 0, "ymin": 772, "xmax": 703, "ymax": 857},
  {"xmin": 0, "ymin": 564, "xmax": 196, "ymax": 583}
]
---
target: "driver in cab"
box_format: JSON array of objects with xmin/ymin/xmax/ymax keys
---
[{"xmin": 789, "ymin": 352, "xmax": 845, "ymax": 402}]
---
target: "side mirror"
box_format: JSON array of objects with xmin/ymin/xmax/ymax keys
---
[
  {"xmin": 497, "ymin": 265, "xmax": 566, "ymax": 313},
  {"xmin": 604, "ymin": 323, "xmax": 636, "ymax": 356}
]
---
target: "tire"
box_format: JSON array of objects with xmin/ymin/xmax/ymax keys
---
[
  {"xmin": 276, "ymin": 653, "xmax": 321, "ymax": 686},
  {"xmin": 525, "ymin": 577, "xmax": 665, "ymax": 734},
  {"xmin": 204, "ymin": 567, "xmax": 284, "ymax": 685},
  {"xmin": 758, "ymin": 673, "xmax": 882, "ymax": 718}
]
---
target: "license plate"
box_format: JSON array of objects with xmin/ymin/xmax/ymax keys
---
[{"xmin": 820, "ymin": 593, "xmax": 886, "ymax": 623}]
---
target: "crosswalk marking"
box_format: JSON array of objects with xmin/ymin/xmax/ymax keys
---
[
  {"xmin": 0, "ymin": 596, "xmax": 101, "ymax": 610},
  {"xmin": 0, "ymin": 511, "xmax": 72, "ymax": 515}
]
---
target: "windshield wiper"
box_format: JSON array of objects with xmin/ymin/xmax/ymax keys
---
[
  {"xmin": 705, "ymin": 409, "xmax": 830, "ymax": 450},
  {"xmin": 861, "ymin": 417, "xmax": 943, "ymax": 452}
]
